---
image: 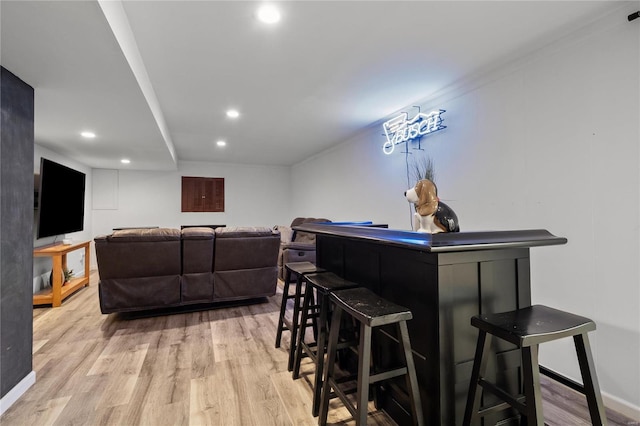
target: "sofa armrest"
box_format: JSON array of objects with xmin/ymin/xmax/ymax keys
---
[
  {"xmin": 274, "ymin": 225, "xmax": 294, "ymax": 243},
  {"xmin": 281, "ymin": 241, "xmax": 315, "ymax": 251},
  {"xmin": 281, "ymin": 244, "xmax": 317, "ymax": 269}
]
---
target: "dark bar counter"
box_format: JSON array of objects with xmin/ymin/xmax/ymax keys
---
[{"xmin": 294, "ymin": 223, "xmax": 567, "ymax": 426}]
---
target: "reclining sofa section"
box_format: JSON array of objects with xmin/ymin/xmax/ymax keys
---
[{"xmin": 94, "ymin": 226, "xmax": 280, "ymax": 314}]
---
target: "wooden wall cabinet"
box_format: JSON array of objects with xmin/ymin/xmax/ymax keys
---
[{"xmin": 181, "ymin": 177, "xmax": 224, "ymax": 212}]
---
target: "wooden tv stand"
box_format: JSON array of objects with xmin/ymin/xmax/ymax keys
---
[{"xmin": 33, "ymin": 240, "xmax": 91, "ymax": 307}]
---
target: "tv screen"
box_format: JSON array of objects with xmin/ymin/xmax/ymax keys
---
[{"xmin": 36, "ymin": 158, "xmax": 86, "ymax": 239}]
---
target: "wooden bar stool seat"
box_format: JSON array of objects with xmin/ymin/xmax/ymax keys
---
[
  {"xmin": 291, "ymin": 272, "xmax": 360, "ymax": 417},
  {"xmin": 463, "ymin": 304, "xmax": 607, "ymax": 426},
  {"xmin": 319, "ymin": 287, "xmax": 424, "ymax": 426},
  {"xmin": 275, "ymin": 261, "xmax": 326, "ymax": 372}
]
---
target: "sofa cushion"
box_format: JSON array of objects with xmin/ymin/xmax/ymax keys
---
[
  {"xmin": 214, "ymin": 233, "xmax": 280, "ymax": 270},
  {"xmin": 282, "ymin": 245, "xmax": 317, "ymax": 267},
  {"xmin": 99, "ymin": 275, "xmax": 181, "ymax": 312},
  {"xmin": 181, "ymin": 227, "xmax": 215, "ymax": 240},
  {"xmin": 294, "ymin": 232, "xmax": 316, "ymax": 244},
  {"xmin": 293, "ymin": 218, "xmax": 330, "ymax": 243},
  {"xmin": 181, "ymin": 273, "xmax": 214, "ymax": 303},
  {"xmin": 215, "ymin": 226, "xmax": 278, "ymax": 238},
  {"xmin": 108, "ymin": 227, "xmax": 180, "ymax": 242},
  {"xmin": 95, "ymin": 237, "xmax": 181, "ymax": 279},
  {"xmin": 182, "ymin": 229, "xmax": 214, "ymax": 273},
  {"xmin": 214, "ymin": 267, "xmax": 277, "ymax": 301},
  {"xmin": 280, "ymin": 241, "xmax": 315, "ymax": 251}
]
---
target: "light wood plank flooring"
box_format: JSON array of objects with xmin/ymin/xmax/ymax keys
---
[{"xmin": 1, "ymin": 270, "xmax": 637, "ymax": 425}]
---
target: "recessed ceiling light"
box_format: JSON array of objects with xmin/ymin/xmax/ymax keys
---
[
  {"xmin": 121, "ymin": 159, "xmax": 131, "ymax": 164},
  {"xmin": 81, "ymin": 131, "xmax": 96, "ymax": 138},
  {"xmin": 226, "ymin": 109, "xmax": 240, "ymax": 119},
  {"xmin": 216, "ymin": 140, "xmax": 227, "ymax": 147},
  {"xmin": 257, "ymin": 4, "xmax": 280, "ymax": 24}
]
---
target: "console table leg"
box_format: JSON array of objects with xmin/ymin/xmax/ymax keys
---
[
  {"xmin": 52, "ymin": 255, "xmax": 63, "ymax": 307},
  {"xmin": 84, "ymin": 245, "xmax": 91, "ymax": 286}
]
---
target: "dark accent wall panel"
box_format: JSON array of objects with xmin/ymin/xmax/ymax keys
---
[{"xmin": 1, "ymin": 66, "xmax": 34, "ymax": 398}]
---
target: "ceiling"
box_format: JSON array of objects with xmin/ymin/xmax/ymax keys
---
[{"xmin": 1, "ymin": 1, "xmax": 622, "ymax": 170}]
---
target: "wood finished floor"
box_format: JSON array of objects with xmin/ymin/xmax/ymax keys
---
[{"xmin": 1, "ymin": 270, "xmax": 637, "ymax": 426}]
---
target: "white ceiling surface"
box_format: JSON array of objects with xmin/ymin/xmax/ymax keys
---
[{"xmin": 1, "ymin": 1, "xmax": 622, "ymax": 170}]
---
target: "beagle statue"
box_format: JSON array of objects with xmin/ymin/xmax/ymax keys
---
[{"xmin": 405, "ymin": 179, "xmax": 460, "ymax": 233}]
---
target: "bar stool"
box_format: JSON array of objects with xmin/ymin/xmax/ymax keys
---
[
  {"xmin": 463, "ymin": 304, "xmax": 607, "ymax": 426},
  {"xmin": 291, "ymin": 272, "xmax": 360, "ymax": 417},
  {"xmin": 274, "ymin": 261, "xmax": 325, "ymax": 371},
  {"xmin": 319, "ymin": 287, "xmax": 424, "ymax": 426}
]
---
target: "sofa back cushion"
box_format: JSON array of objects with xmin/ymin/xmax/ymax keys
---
[
  {"xmin": 292, "ymin": 217, "xmax": 330, "ymax": 244},
  {"xmin": 214, "ymin": 227, "xmax": 280, "ymax": 270},
  {"xmin": 107, "ymin": 227, "xmax": 180, "ymax": 242},
  {"xmin": 95, "ymin": 227, "xmax": 181, "ymax": 279},
  {"xmin": 213, "ymin": 226, "xmax": 280, "ymax": 301},
  {"xmin": 215, "ymin": 226, "xmax": 276, "ymax": 239},
  {"xmin": 180, "ymin": 227, "xmax": 215, "ymax": 303},
  {"xmin": 181, "ymin": 227, "xmax": 215, "ymax": 273}
]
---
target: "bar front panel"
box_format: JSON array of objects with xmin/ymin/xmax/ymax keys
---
[{"xmin": 316, "ymin": 234, "xmax": 531, "ymax": 425}]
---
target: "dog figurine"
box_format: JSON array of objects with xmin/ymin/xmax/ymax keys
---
[{"xmin": 405, "ymin": 179, "xmax": 460, "ymax": 233}]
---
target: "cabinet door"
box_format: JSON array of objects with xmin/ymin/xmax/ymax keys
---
[
  {"xmin": 202, "ymin": 178, "xmax": 224, "ymax": 212},
  {"xmin": 182, "ymin": 177, "xmax": 224, "ymax": 212}
]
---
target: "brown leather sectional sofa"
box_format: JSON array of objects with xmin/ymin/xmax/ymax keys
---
[{"xmin": 94, "ymin": 226, "xmax": 280, "ymax": 314}]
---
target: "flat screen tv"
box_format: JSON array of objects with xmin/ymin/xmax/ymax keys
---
[{"xmin": 36, "ymin": 158, "xmax": 86, "ymax": 239}]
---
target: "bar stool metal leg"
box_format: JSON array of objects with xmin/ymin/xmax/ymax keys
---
[
  {"xmin": 274, "ymin": 268, "xmax": 293, "ymax": 349},
  {"xmin": 311, "ymin": 290, "xmax": 327, "ymax": 417},
  {"xmin": 287, "ymin": 272, "xmax": 305, "ymax": 371},
  {"xmin": 574, "ymin": 333, "xmax": 607, "ymax": 425},
  {"xmin": 399, "ymin": 320, "xmax": 424, "ymax": 425},
  {"xmin": 521, "ymin": 345, "xmax": 543, "ymax": 426},
  {"xmin": 355, "ymin": 322, "xmax": 372, "ymax": 426},
  {"xmin": 463, "ymin": 330, "xmax": 491, "ymax": 426},
  {"xmin": 292, "ymin": 286, "xmax": 327, "ymax": 416},
  {"xmin": 292, "ymin": 285, "xmax": 315, "ymax": 380},
  {"xmin": 319, "ymin": 304, "xmax": 343, "ymax": 426}
]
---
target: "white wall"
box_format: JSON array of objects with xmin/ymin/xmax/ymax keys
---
[
  {"xmin": 33, "ymin": 145, "xmax": 93, "ymax": 292},
  {"xmin": 42, "ymin": 2, "xmax": 638, "ymax": 415},
  {"xmin": 292, "ymin": 8, "xmax": 640, "ymax": 415},
  {"xmin": 90, "ymin": 160, "xmax": 292, "ymax": 267}
]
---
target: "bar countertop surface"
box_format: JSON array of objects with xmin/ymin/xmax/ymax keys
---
[{"xmin": 294, "ymin": 223, "xmax": 567, "ymax": 253}]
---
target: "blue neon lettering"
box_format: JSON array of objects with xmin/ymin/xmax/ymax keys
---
[{"xmin": 382, "ymin": 109, "xmax": 446, "ymax": 154}]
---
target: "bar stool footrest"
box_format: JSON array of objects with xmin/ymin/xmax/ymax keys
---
[
  {"xmin": 327, "ymin": 378, "xmax": 359, "ymax": 418},
  {"xmin": 370, "ymin": 367, "xmax": 408, "ymax": 384},
  {"xmin": 479, "ymin": 379, "xmax": 526, "ymax": 414},
  {"xmin": 478, "ymin": 401, "xmax": 515, "ymax": 418}
]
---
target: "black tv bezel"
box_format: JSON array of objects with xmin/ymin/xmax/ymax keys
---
[{"xmin": 35, "ymin": 158, "xmax": 86, "ymax": 239}]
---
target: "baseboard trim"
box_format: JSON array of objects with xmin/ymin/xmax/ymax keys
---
[
  {"xmin": 601, "ymin": 390, "xmax": 640, "ymax": 422},
  {"xmin": 0, "ymin": 371, "xmax": 36, "ymax": 416},
  {"xmin": 541, "ymin": 365, "xmax": 639, "ymax": 422}
]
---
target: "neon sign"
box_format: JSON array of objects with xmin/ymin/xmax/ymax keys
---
[{"xmin": 382, "ymin": 109, "xmax": 446, "ymax": 155}]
